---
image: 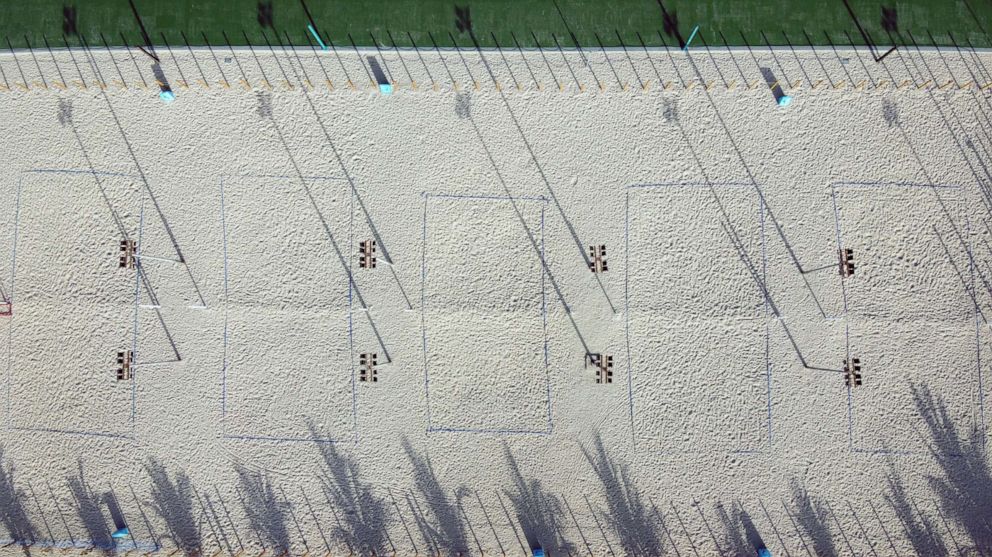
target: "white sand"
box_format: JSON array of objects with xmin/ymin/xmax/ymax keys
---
[{"xmin": 0, "ymin": 43, "xmax": 990, "ymax": 556}]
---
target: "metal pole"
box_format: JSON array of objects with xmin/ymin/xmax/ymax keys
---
[
  {"xmin": 594, "ymin": 32, "xmax": 622, "ymax": 88},
  {"xmin": 823, "ymin": 31, "xmax": 855, "ymax": 85},
  {"xmin": 428, "ymin": 31, "xmax": 456, "ymax": 87},
  {"xmin": 533, "ymin": 31, "xmax": 562, "ymax": 90},
  {"xmin": 63, "ymin": 33, "xmax": 87, "ymax": 88},
  {"xmin": 510, "ymin": 31, "xmax": 540, "ymax": 89},
  {"xmin": 409, "ymin": 32, "xmax": 437, "ymax": 89},
  {"xmin": 491, "ymin": 32, "xmax": 519, "ymax": 90},
  {"xmin": 782, "ymin": 30, "xmax": 812, "ymax": 86},
  {"xmin": 369, "ymin": 31, "xmax": 395, "ymax": 84},
  {"xmin": 947, "ymin": 30, "xmax": 983, "ymax": 88},
  {"xmin": 552, "ymin": 33, "xmax": 581, "ymax": 90},
  {"xmin": 282, "ymin": 30, "xmax": 313, "ymax": 88},
  {"xmin": 386, "ymin": 30, "xmax": 415, "ymax": 87},
  {"xmin": 718, "ymin": 30, "xmax": 747, "ymax": 83},
  {"xmin": 802, "ymin": 29, "xmax": 834, "ymax": 87},
  {"xmin": 24, "ymin": 36, "xmax": 48, "ymax": 89},
  {"xmin": 202, "ymin": 32, "xmax": 231, "ymax": 88},
  {"xmin": 659, "ymin": 30, "xmax": 687, "ymax": 88},
  {"xmin": 636, "ymin": 31, "xmax": 664, "ymax": 86},
  {"xmin": 42, "ymin": 35, "xmax": 68, "ymax": 88},
  {"xmin": 119, "ymin": 32, "xmax": 147, "ymax": 88},
  {"xmin": 449, "ymin": 32, "xmax": 479, "ymax": 89},
  {"xmin": 6, "ymin": 36, "xmax": 29, "ymax": 89},
  {"xmin": 242, "ymin": 29, "xmax": 273, "ymax": 88},
  {"xmin": 222, "ymin": 31, "xmax": 251, "ymax": 89},
  {"xmin": 260, "ymin": 28, "xmax": 292, "ymax": 87},
  {"xmin": 302, "ymin": 29, "xmax": 332, "ymax": 89},
  {"xmin": 844, "ymin": 29, "xmax": 880, "ymax": 87},
  {"xmin": 698, "ymin": 30, "xmax": 728, "ymax": 88},
  {"xmin": 760, "ymin": 30, "xmax": 790, "ymax": 85},
  {"xmin": 325, "ymin": 33, "xmax": 353, "ymax": 88},
  {"xmin": 180, "ymin": 30, "xmax": 209, "ymax": 87},
  {"xmin": 100, "ymin": 32, "xmax": 128, "ymax": 88},
  {"xmin": 162, "ymin": 31, "xmax": 191, "ymax": 89},
  {"xmin": 348, "ymin": 32, "xmax": 374, "ymax": 85},
  {"xmin": 616, "ymin": 30, "xmax": 645, "ymax": 89},
  {"xmin": 79, "ymin": 33, "xmax": 107, "ymax": 88}
]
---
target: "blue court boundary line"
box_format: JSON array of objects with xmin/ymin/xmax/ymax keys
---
[
  {"xmin": 4, "ymin": 169, "xmax": 141, "ymax": 440},
  {"xmin": 831, "ymin": 180, "xmax": 981, "ymax": 456},
  {"xmin": 131, "ymin": 199, "xmax": 145, "ymax": 439},
  {"xmin": 421, "ymin": 192, "xmax": 552, "ymax": 436},
  {"xmin": 624, "ymin": 181, "xmax": 772, "ymax": 455},
  {"xmin": 220, "ymin": 175, "xmax": 357, "ymax": 444},
  {"xmin": 828, "ymin": 180, "xmax": 962, "ymax": 189},
  {"xmin": 227, "ymin": 172, "xmax": 347, "ymax": 181},
  {"xmin": 422, "ymin": 192, "xmax": 549, "ymax": 202},
  {"xmin": 3, "ymin": 177, "xmax": 18, "ymax": 433}
]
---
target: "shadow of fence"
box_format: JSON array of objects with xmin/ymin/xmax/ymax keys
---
[
  {"xmin": 146, "ymin": 459, "xmax": 202, "ymax": 556},
  {"xmin": 0, "ymin": 446, "xmax": 37, "ymax": 548}
]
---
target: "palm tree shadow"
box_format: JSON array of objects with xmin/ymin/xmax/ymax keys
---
[
  {"xmin": 308, "ymin": 421, "xmax": 389, "ymax": 555},
  {"xmin": 715, "ymin": 502, "xmax": 765, "ymax": 556},
  {"xmin": 66, "ymin": 461, "xmax": 113, "ymax": 550},
  {"xmin": 579, "ymin": 435, "xmax": 660, "ymax": 555},
  {"xmin": 913, "ymin": 382, "xmax": 992, "ymax": 553},
  {"xmin": 883, "ymin": 464, "xmax": 947, "ymax": 556},
  {"xmin": 234, "ymin": 465, "xmax": 291, "ymax": 554},
  {"xmin": 145, "ymin": 459, "xmax": 202, "ymax": 556},
  {"xmin": 401, "ymin": 437, "xmax": 469, "ymax": 555},
  {"xmin": 0, "ymin": 446, "xmax": 37, "ymax": 550},
  {"xmin": 788, "ymin": 478, "xmax": 839, "ymax": 557},
  {"xmin": 504, "ymin": 444, "xmax": 572, "ymax": 555}
]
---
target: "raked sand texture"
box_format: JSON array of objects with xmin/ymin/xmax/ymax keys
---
[{"xmin": 0, "ymin": 44, "xmax": 991, "ymax": 557}]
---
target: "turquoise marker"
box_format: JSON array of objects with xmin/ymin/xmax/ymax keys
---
[
  {"xmin": 308, "ymin": 24, "xmax": 328, "ymax": 50},
  {"xmin": 683, "ymin": 25, "xmax": 700, "ymax": 50}
]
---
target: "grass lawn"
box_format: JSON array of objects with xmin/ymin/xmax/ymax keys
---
[{"xmin": 0, "ymin": 0, "xmax": 989, "ymax": 51}]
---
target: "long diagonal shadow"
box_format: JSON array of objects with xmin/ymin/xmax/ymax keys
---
[
  {"xmin": 66, "ymin": 461, "xmax": 111, "ymax": 550},
  {"xmin": 897, "ymin": 35, "xmax": 992, "ymax": 128},
  {"xmin": 127, "ymin": 482, "xmax": 160, "ymax": 551},
  {"xmin": 720, "ymin": 218, "xmax": 840, "ymax": 375},
  {"xmin": 275, "ymin": 42, "xmax": 414, "ymax": 311},
  {"xmin": 24, "ymin": 480, "xmax": 55, "ymax": 547},
  {"xmin": 579, "ymin": 435, "xmax": 661, "ymax": 555},
  {"xmin": 145, "ymin": 459, "xmax": 201, "ymax": 556},
  {"xmin": 78, "ymin": 46, "xmax": 206, "ymax": 312},
  {"xmin": 265, "ymin": 119, "xmax": 392, "ymax": 363},
  {"xmin": 890, "ymin": 121, "xmax": 992, "ymax": 316},
  {"xmin": 468, "ymin": 33, "xmax": 617, "ymax": 314},
  {"xmin": 679, "ymin": 48, "xmax": 834, "ymax": 319},
  {"xmin": 646, "ymin": 497, "xmax": 681, "ymax": 556},
  {"xmin": 466, "ymin": 116, "xmax": 592, "ymax": 356},
  {"xmin": 66, "ymin": 125, "xmax": 181, "ymax": 362},
  {"xmin": 657, "ymin": 92, "xmax": 838, "ymax": 374},
  {"xmin": 932, "ymin": 226, "xmax": 991, "ymax": 327},
  {"xmin": 234, "ymin": 466, "xmax": 291, "ymax": 554},
  {"xmin": 778, "ymin": 497, "xmax": 815, "ymax": 557}
]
